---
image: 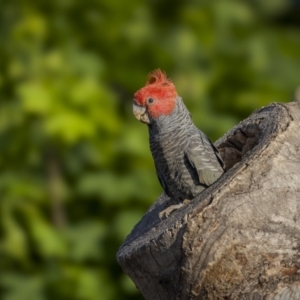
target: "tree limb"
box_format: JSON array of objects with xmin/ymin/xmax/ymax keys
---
[{"xmin": 117, "ymin": 102, "xmax": 300, "ymax": 300}]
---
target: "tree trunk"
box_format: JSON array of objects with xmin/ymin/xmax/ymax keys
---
[{"xmin": 117, "ymin": 102, "xmax": 300, "ymax": 300}]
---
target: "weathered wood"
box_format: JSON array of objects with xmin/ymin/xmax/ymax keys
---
[{"xmin": 117, "ymin": 102, "xmax": 300, "ymax": 300}]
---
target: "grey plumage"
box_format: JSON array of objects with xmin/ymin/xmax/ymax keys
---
[{"xmin": 148, "ymin": 96, "xmax": 224, "ymax": 203}]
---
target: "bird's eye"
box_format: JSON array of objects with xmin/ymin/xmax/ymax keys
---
[{"xmin": 147, "ymin": 97, "xmax": 154, "ymax": 104}]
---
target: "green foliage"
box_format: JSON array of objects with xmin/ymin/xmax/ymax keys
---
[{"xmin": 0, "ymin": 0, "xmax": 300, "ymax": 299}]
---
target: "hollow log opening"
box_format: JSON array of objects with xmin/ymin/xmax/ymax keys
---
[
  {"xmin": 117, "ymin": 102, "xmax": 300, "ymax": 300},
  {"xmin": 218, "ymin": 124, "xmax": 260, "ymax": 171}
]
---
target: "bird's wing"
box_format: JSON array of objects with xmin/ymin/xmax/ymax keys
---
[{"xmin": 185, "ymin": 131, "xmax": 224, "ymax": 186}]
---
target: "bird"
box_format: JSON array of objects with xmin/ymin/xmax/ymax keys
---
[{"xmin": 133, "ymin": 69, "xmax": 224, "ymax": 217}]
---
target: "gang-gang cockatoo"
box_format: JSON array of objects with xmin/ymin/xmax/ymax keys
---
[{"xmin": 133, "ymin": 69, "xmax": 224, "ymax": 217}]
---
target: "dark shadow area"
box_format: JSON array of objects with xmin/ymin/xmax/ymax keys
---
[{"xmin": 218, "ymin": 124, "xmax": 260, "ymax": 171}]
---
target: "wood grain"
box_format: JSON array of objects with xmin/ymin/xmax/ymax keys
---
[{"xmin": 117, "ymin": 102, "xmax": 300, "ymax": 300}]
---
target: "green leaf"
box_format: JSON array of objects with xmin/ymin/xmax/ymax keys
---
[
  {"xmin": 63, "ymin": 221, "xmax": 106, "ymax": 262},
  {"xmin": 0, "ymin": 274, "xmax": 45, "ymax": 300}
]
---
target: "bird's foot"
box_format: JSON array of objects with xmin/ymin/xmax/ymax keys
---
[{"xmin": 159, "ymin": 199, "xmax": 191, "ymax": 219}]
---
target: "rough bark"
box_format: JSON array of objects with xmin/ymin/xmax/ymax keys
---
[{"xmin": 117, "ymin": 102, "xmax": 300, "ymax": 300}]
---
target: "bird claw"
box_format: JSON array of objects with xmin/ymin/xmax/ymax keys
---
[{"xmin": 158, "ymin": 199, "xmax": 191, "ymax": 219}]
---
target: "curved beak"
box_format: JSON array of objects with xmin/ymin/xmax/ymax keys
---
[{"xmin": 133, "ymin": 103, "xmax": 150, "ymax": 124}]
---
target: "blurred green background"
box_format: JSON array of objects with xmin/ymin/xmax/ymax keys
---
[{"xmin": 0, "ymin": 0, "xmax": 300, "ymax": 299}]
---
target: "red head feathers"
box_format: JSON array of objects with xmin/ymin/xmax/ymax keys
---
[{"xmin": 134, "ymin": 69, "xmax": 177, "ymax": 119}]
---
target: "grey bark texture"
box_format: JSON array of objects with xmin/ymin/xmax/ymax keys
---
[{"xmin": 117, "ymin": 102, "xmax": 300, "ymax": 300}]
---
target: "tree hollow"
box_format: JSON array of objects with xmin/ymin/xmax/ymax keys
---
[{"xmin": 117, "ymin": 102, "xmax": 300, "ymax": 300}]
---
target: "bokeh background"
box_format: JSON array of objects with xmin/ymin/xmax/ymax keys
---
[{"xmin": 1, "ymin": 0, "xmax": 300, "ymax": 299}]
